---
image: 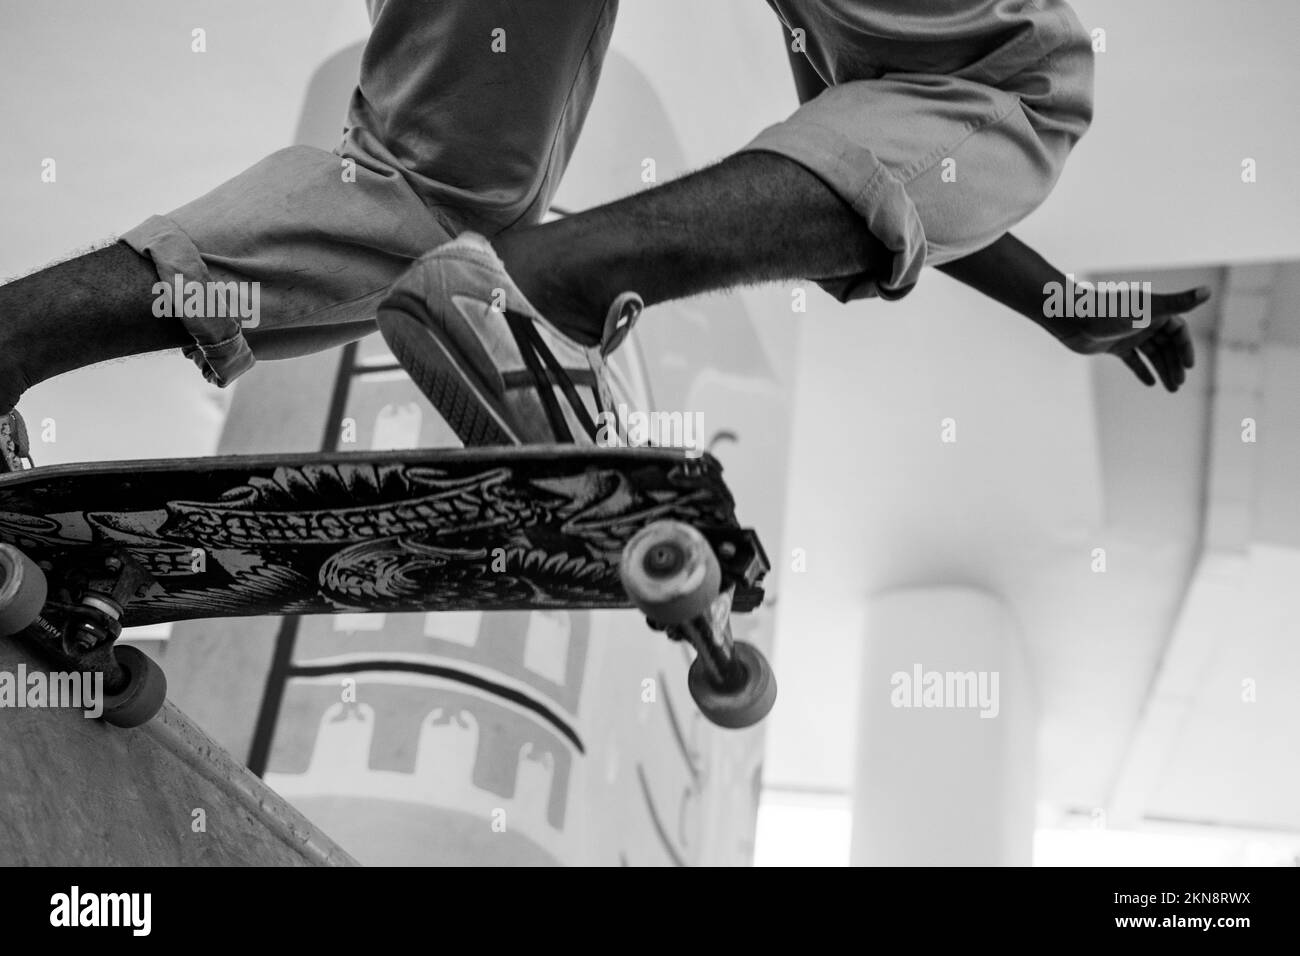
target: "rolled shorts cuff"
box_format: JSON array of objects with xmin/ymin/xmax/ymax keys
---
[
  {"xmin": 120, "ymin": 214, "xmax": 257, "ymax": 386},
  {"xmin": 738, "ymin": 125, "xmax": 927, "ymax": 303}
]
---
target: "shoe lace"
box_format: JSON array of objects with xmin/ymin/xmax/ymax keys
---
[{"xmin": 503, "ymin": 310, "xmax": 603, "ymax": 444}]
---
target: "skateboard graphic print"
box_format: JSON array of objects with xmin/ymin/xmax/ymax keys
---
[{"xmin": 0, "ymin": 447, "xmax": 773, "ymax": 729}]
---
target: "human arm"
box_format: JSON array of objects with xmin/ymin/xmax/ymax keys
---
[
  {"xmin": 780, "ymin": 30, "xmax": 1205, "ymax": 391},
  {"xmin": 937, "ymin": 233, "xmax": 1206, "ymax": 392}
]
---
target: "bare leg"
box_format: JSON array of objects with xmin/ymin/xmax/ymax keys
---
[
  {"xmin": 493, "ymin": 151, "xmax": 890, "ymax": 344},
  {"xmin": 0, "ymin": 242, "xmax": 187, "ymax": 409},
  {"xmin": 0, "ymin": 153, "xmax": 881, "ymax": 408}
]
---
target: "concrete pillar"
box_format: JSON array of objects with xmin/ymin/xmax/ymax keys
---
[{"xmin": 850, "ymin": 587, "xmax": 1036, "ymax": 866}]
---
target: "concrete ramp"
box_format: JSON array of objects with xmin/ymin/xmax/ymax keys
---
[{"xmin": 0, "ymin": 640, "xmax": 355, "ymax": 866}]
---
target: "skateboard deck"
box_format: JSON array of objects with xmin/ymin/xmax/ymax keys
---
[{"xmin": 0, "ymin": 446, "xmax": 767, "ymax": 629}]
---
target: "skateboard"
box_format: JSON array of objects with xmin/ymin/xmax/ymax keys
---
[{"xmin": 0, "ymin": 446, "xmax": 774, "ymax": 729}]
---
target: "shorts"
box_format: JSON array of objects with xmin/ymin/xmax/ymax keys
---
[
  {"xmin": 120, "ymin": 0, "xmax": 1093, "ymax": 385},
  {"xmin": 743, "ymin": 1, "xmax": 1095, "ymax": 301}
]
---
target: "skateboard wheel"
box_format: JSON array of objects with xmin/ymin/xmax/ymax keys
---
[
  {"xmin": 688, "ymin": 641, "xmax": 776, "ymax": 730},
  {"xmin": 102, "ymin": 645, "xmax": 167, "ymax": 728},
  {"xmin": 0, "ymin": 543, "xmax": 48, "ymax": 637},
  {"xmin": 620, "ymin": 521, "xmax": 721, "ymax": 626}
]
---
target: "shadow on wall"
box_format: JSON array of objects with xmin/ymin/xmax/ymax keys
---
[{"xmin": 295, "ymin": 42, "xmax": 363, "ymax": 150}]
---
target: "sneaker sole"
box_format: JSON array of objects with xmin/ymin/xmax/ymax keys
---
[{"xmin": 378, "ymin": 312, "xmax": 521, "ymax": 447}]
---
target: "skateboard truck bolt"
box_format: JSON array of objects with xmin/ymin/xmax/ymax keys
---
[
  {"xmin": 68, "ymin": 622, "xmax": 102, "ymax": 653},
  {"xmin": 643, "ymin": 542, "xmax": 686, "ymax": 578}
]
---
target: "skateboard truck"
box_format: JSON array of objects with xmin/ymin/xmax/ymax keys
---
[
  {"xmin": 60, "ymin": 550, "xmax": 148, "ymax": 652},
  {"xmin": 619, "ymin": 521, "xmax": 775, "ymax": 729},
  {"xmin": 0, "ymin": 544, "xmax": 167, "ymax": 727}
]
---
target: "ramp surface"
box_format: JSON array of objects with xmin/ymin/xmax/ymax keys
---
[{"xmin": 0, "ymin": 639, "xmax": 356, "ymax": 866}]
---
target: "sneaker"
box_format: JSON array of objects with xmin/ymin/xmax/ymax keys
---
[
  {"xmin": 376, "ymin": 232, "xmax": 643, "ymax": 446},
  {"xmin": 0, "ymin": 408, "xmax": 32, "ymax": 472}
]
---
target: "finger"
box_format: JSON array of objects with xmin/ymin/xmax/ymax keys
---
[
  {"xmin": 1158, "ymin": 322, "xmax": 1192, "ymax": 386},
  {"xmin": 1120, "ymin": 350, "xmax": 1156, "ymax": 387},
  {"xmin": 1162, "ymin": 337, "xmax": 1187, "ymax": 389},
  {"xmin": 1166, "ymin": 315, "xmax": 1195, "ymax": 369},
  {"xmin": 1139, "ymin": 338, "xmax": 1170, "ymax": 391},
  {"xmin": 1141, "ymin": 338, "xmax": 1179, "ymax": 392},
  {"xmin": 1152, "ymin": 286, "xmax": 1212, "ymax": 315}
]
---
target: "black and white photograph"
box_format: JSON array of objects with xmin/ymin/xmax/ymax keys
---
[{"xmin": 0, "ymin": 0, "xmax": 1294, "ymax": 924}]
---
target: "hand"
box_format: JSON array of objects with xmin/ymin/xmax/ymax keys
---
[{"xmin": 1050, "ymin": 286, "xmax": 1210, "ymax": 392}]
